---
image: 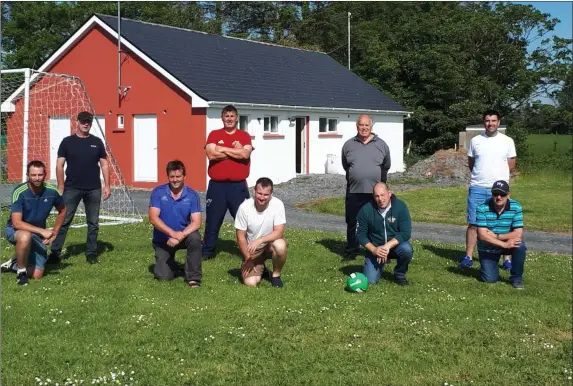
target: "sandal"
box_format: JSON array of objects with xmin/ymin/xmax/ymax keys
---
[{"xmin": 188, "ymin": 280, "xmax": 201, "ymax": 288}]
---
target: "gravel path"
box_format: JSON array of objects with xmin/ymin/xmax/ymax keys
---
[{"xmin": 129, "ymin": 174, "xmax": 572, "ymax": 255}]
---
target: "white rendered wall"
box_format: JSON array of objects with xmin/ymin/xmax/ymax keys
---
[
  {"xmin": 206, "ymin": 109, "xmax": 405, "ymax": 188},
  {"xmin": 307, "ymin": 113, "xmax": 405, "ymax": 175}
]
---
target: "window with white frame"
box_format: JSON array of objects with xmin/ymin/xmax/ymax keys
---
[
  {"xmin": 319, "ymin": 117, "xmax": 338, "ymax": 133},
  {"xmin": 263, "ymin": 116, "xmax": 279, "ymax": 133},
  {"xmin": 238, "ymin": 115, "xmax": 250, "ymax": 131}
]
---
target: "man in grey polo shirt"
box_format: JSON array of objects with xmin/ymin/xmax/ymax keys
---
[{"xmin": 341, "ymin": 114, "xmax": 391, "ymax": 259}]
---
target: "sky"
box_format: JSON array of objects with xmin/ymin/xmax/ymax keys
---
[
  {"xmin": 515, "ymin": 1, "xmax": 572, "ymax": 50},
  {"xmin": 514, "ymin": 2, "xmax": 572, "ymax": 103}
]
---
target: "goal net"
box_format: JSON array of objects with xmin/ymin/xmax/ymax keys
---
[{"xmin": 1, "ymin": 68, "xmax": 142, "ymax": 227}]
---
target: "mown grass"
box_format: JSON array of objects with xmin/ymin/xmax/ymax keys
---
[
  {"xmin": 298, "ymin": 171, "xmax": 572, "ymax": 234},
  {"xmin": 526, "ymin": 134, "xmax": 572, "ymax": 156},
  {"xmin": 1, "ymin": 221, "xmax": 572, "ymax": 385}
]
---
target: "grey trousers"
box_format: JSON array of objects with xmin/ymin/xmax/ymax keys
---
[{"xmin": 153, "ymin": 231, "xmax": 202, "ymax": 283}]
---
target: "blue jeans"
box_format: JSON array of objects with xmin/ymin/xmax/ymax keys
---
[
  {"xmin": 4, "ymin": 227, "xmax": 48, "ymax": 269},
  {"xmin": 51, "ymin": 187, "xmax": 102, "ymax": 259},
  {"xmin": 467, "ymin": 186, "xmax": 492, "ymax": 225},
  {"xmin": 363, "ymin": 241, "xmax": 413, "ymax": 284},
  {"xmin": 479, "ymin": 242, "xmax": 527, "ymax": 283}
]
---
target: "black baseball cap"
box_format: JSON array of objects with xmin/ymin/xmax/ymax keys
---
[
  {"xmin": 77, "ymin": 111, "xmax": 93, "ymax": 121},
  {"xmin": 491, "ymin": 180, "xmax": 510, "ymax": 194}
]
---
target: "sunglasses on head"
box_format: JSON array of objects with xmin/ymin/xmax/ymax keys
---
[{"xmin": 492, "ymin": 191, "xmax": 507, "ymax": 197}]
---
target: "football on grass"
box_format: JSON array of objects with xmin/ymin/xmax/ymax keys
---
[{"xmin": 346, "ymin": 272, "xmax": 368, "ymax": 293}]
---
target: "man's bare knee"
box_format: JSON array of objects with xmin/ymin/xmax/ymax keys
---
[
  {"xmin": 31, "ymin": 268, "xmax": 44, "ymax": 280},
  {"xmin": 271, "ymin": 239, "xmax": 287, "ymax": 256},
  {"xmin": 15, "ymin": 230, "xmax": 32, "ymax": 245},
  {"xmin": 243, "ymin": 275, "xmax": 261, "ymax": 287}
]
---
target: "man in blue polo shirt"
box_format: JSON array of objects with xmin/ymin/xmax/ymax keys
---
[
  {"xmin": 148, "ymin": 160, "xmax": 203, "ymax": 287},
  {"xmin": 476, "ymin": 180, "xmax": 526, "ymax": 289},
  {"xmin": 1, "ymin": 160, "xmax": 66, "ymax": 285}
]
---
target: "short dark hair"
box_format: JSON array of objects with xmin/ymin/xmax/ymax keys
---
[
  {"xmin": 221, "ymin": 105, "xmax": 238, "ymax": 116},
  {"xmin": 27, "ymin": 160, "xmax": 46, "ymax": 174},
  {"xmin": 166, "ymin": 160, "xmax": 186, "ymax": 176},
  {"xmin": 255, "ymin": 177, "xmax": 273, "ymax": 192},
  {"xmin": 482, "ymin": 109, "xmax": 501, "ymax": 120}
]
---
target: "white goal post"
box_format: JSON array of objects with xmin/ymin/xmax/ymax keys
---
[{"xmin": 1, "ymin": 68, "xmax": 142, "ymax": 227}]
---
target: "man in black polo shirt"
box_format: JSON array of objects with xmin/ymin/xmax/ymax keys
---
[
  {"xmin": 48, "ymin": 111, "xmax": 111, "ymax": 264},
  {"xmin": 341, "ymin": 114, "xmax": 391, "ymax": 259}
]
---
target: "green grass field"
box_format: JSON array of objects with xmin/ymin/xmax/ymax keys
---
[
  {"xmin": 1, "ymin": 221, "xmax": 572, "ymax": 385},
  {"xmin": 298, "ymin": 172, "xmax": 572, "ymax": 234},
  {"xmin": 526, "ymin": 134, "xmax": 572, "ymax": 156}
]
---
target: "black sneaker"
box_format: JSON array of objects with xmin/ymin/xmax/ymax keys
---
[
  {"xmin": 1, "ymin": 256, "xmax": 16, "ymax": 273},
  {"xmin": 511, "ymin": 280, "xmax": 524, "ymax": 289},
  {"xmin": 270, "ymin": 276, "xmax": 284, "ymax": 288},
  {"xmin": 16, "ymin": 271, "xmax": 29, "ymax": 285},
  {"xmin": 395, "ymin": 278, "xmax": 409, "ymax": 286},
  {"xmin": 47, "ymin": 251, "xmax": 61, "ymax": 265},
  {"xmin": 86, "ymin": 256, "xmax": 99, "ymax": 264}
]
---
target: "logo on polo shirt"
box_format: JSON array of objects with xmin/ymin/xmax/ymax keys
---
[
  {"xmin": 389, "ymin": 216, "xmax": 396, "ymax": 223},
  {"xmin": 161, "ymin": 196, "xmax": 168, "ymax": 201},
  {"xmin": 217, "ymin": 140, "xmax": 224, "ymax": 144},
  {"xmin": 91, "ymin": 145, "xmax": 97, "ymax": 148},
  {"xmin": 43, "ymin": 198, "xmax": 48, "ymax": 202}
]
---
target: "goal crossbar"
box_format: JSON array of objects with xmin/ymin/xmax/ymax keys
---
[{"xmin": 1, "ymin": 68, "xmax": 142, "ymax": 227}]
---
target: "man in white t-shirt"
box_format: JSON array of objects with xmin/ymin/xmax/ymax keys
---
[
  {"xmin": 460, "ymin": 109, "xmax": 516, "ymax": 269},
  {"xmin": 235, "ymin": 177, "xmax": 287, "ymax": 287}
]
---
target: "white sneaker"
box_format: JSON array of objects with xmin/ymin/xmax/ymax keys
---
[{"xmin": 0, "ymin": 256, "xmax": 16, "ymax": 273}]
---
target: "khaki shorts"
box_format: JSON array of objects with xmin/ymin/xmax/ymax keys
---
[{"xmin": 241, "ymin": 244, "xmax": 273, "ymax": 279}]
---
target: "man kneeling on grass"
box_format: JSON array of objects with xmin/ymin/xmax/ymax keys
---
[
  {"xmin": 235, "ymin": 177, "xmax": 287, "ymax": 288},
  {"xmin": 148, "ymin": 160, "xmax": 202, "ymax": 288},
  {"xmin": 476, "ymin": 180, "xmax": 526, "ymax": 289},
  {"xmin": 356, "ymin": 182, "xmax": 413, "ymax": 286},
  {"xmin": 1, "ymin": 160, "xmax": 66, "ymax": 285}
]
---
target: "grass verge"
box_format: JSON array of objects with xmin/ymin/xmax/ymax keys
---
[{"xmin": 297, "ymin": 172, "xmax": 572, "ymax": 234}]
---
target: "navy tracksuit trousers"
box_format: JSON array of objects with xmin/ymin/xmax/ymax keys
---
[{"xmin": 202, "ymin": 180, "xmax": 250, "ymax": 257}]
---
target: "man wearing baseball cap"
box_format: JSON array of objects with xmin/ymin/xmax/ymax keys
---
[
  {"xmin": 475, "ymin": 180, "xmax": 526, "ymax": 289},
  {"xmin": 48, "ymin": 111, "xmax": 111, "ymax": 265}
]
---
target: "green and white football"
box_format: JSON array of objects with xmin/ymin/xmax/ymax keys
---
[{"xmin": 346, "ymin": 272, "xmax": 369, "ymax": 293}]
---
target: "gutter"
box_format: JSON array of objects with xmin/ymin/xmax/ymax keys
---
[{"xmin": 207, "ymin": 101, "xmax": 412, "ymax": 118}]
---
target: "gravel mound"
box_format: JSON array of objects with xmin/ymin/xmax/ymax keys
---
[{"xmin": 404, "ymin": 149, "xmax": 469, "ymax": 180}]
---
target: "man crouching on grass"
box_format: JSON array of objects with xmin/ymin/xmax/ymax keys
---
[
  {"xmin": 148, "ymin": 160, "xmax": 203, "ymax": 288},
  {"xmin": 476, "ymin": 180, "xmax": 526, "ymax": 289},
  {"xmin": 235, "ymin": 177, "xmax": 287, "ymax": 288},
  {"xmin": 1, "ymin": 160, "xmax": 66, "ymax": 285}
]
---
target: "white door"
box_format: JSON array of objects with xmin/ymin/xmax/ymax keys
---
[
  {"xmin": 49, "ymin": 116, "xmax": 70, "ymax": 182},
  {"xmin": 133, "ymin": 114, "xmax": 158, "ymax": 182},
  {"xmin": 91, "ymin": 115, "xmax": 106, "ymax": 144},
  {"xmin": 90, "ymin": 115, "xmax": 106, "ymax": 182}
]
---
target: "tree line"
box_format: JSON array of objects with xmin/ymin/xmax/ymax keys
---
[{"xmin": 2, "ymin": 2, "xmax": 571, "ymax": 154}]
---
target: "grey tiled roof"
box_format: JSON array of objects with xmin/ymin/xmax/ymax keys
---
[{"xmin": 97, "ymin": 14, "xmax": 406, "ymax": 112}]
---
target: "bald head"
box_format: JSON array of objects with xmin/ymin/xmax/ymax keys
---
[
  {"xmin": 356, "ymin": 114, "xmax": 373, "ymax": 140},
  {"xmin": 373, "ymin": 182, "xmax": 391, "ymax": 209}
]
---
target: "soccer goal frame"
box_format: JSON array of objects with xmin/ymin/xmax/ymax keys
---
[{"xmin": 1, "ymin": 68, "xmax": 142, "ymax": 228}]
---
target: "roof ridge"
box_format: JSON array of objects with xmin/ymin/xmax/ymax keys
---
[{"xmin": 95, "ymin": 13, "xmax": 325, "ymax": 54}]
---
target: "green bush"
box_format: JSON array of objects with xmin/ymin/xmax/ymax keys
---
[{"xmin": 506, "ymin": 122, "xmax": 530, "ymax": 161}]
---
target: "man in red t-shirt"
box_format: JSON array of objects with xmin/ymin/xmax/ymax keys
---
[{"xmin": 203, "ymin": 105, "xmax": 253, "ymax": 259}]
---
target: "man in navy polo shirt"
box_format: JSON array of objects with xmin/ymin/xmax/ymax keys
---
[
  {"xmin": 49, "ymin": 111, "xmax": 111, "ymax": 265},
  {"xmin": 476, "ymin": 180, "xmax": 526, "ymax": 289},
  {"xmin": 149, "ymin": 160, "xmax": 203, "ymax": 287},
  {"xmin": 1, "ymin": 160, "xmax": 66, "ymax": 285}
]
